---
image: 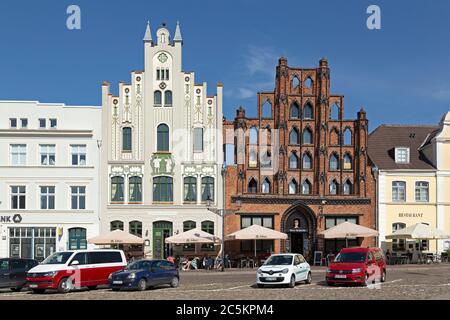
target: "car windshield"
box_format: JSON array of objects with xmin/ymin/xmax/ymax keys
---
[
  {"xmin": 41, "ymin": 252, "xmax": 73, "ymax": 265},
  {"xmin": 264, "ymin": 255, "xmax": 293, "ymax": 266},
  {"xmin": 334, "ymin": 252, "xmax": 366, "ymax": 263}
]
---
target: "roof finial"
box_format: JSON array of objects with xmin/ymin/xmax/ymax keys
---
[
  {"xmin": 174, "ymin": 20, "xmax": 183, "ymax": 43},
  {"xmin": 143, "ymin": 21, "xmax": 152, "ymax": 42}
]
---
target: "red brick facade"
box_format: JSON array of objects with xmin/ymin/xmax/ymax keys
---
[{"xmin": 223, "ymin": 57, "xmax": 376, "ymax": 262}]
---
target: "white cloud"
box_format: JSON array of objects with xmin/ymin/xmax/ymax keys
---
[
  {"xmin": 245, "ymin": 45, "xmax": 279, "ymax": 76},
  {"xmin": 431, "ymin": 88, "xmax": 450, "ymax": 101}
]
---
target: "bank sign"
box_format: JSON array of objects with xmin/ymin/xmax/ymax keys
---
[{"xmin": 0, "ymin": 214, "xmax": 23, "ymax": 223}]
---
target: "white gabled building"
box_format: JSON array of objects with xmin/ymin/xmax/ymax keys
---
[
  {"xmin": 99, "ymin": 22, "xmax": 224, "ymax": 259},
  {"xmin": 0, "ymin": 101, "xmax": 101, "ymax": 261}
]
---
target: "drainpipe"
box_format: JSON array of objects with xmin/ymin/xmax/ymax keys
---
[{"xmin": 372, "ymin": 166, "xmax": 379, "ymax": 247}]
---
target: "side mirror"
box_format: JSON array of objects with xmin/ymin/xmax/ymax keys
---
[{"xmin": 71, "ymin": 260, "xmax": 79, "ymax": 266}]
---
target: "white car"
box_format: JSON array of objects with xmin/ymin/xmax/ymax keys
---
[{"xmin": 256, "ymin": 253, "xmax": 311, "ymax": 288}]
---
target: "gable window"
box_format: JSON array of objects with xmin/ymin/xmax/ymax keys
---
[
  {"xmin": 111, "ymin": 176, "xmax": 124, "ymax": 203},
  {"xmin": 303, "ymin": 153, "xmax": 312, "ymax": 170},
  {"xmin": 249, "ymin": 127, "xmax": 258, "ymax": 145},
  {"xmin": 11, "ymin": 186, "xmax": 26, "ymax": 210},
  {"xmin": 330, "ymin": 103, "xmax": 339, "ymax": 120},
  {"xmin": 122, "ymin": 128, "xmax": 132, "ymax": 152},
  {"xmin": 249, "ymin": 148, "xmax": 257, "ymax": 168},
  {"xmin": 129, "ymin": 176, "xmax": 142, "ymax": 203},
  {"xmin": 71, "ymin": 145, "xmax": 86, "ymax": 166},
  {"xmin": 292, "ymin": 76, "xmax": 300, "ymax": 90},
  {"xmin": 344, "ymin": 128, "xmax": 352, "ymax": 145},
  {"xmin": 40, "ymin": 144, "xmax": 56, "ymax": 166},
  {"xmin": 303, "ymin": 128, "xmax": 313, "ymax": 145},
  {"xmin": 329, "ymin": 180, "xmax": 338, "ymax": 195},
  {"xmin": 193, "ymin": 128, "xmax": 204, "ymax": 152},
  {"xmin": 304, "ymin": 77, "xmax": 313, "ymax": 89},
  {"xmin": 395, "ymin": 147, "xmax": 410, "ymax": 164},
  {"xmin": 40, "ymin": 186, "xmax": 55, "ymax": 210},
  {"xmin": 154, "ymin": 90, "xmax": 162, "ymax": 106},
  {"xmin": 392, "ymin": 181, "xmax": 406, "ymax": 202},
  {"xmin": 10, "ymin": 144, "xmax": 26, "ymax": 166},
  {"xmin": 343, "ymin": 180, "xmax": 352, "ymax": 195},
  {"xmin": 153, "ymin": 176, "xmax": 173, "ymax": 202},
  {"xmin": 343, "ymin": 154, "xmax": 352, "ymax": 170},
  {"xmin": 201, "ymin": 177, "xmax": 214, "ymax": 202},
  {"xmin": 303, "ymin": 103, "xmax": 313, "ymax": 119},
  {"xmin": 184, "ymin": 177, "xmax": 197, "ymax": 202},
  {"xmin": 164, "ymin": 90, "xmax": 173, "ymax": 107},
  {"xmin": 260, "ymin": 150, "xmax": 272, "ymax": 168},
  {"xmin": 157, "ymin": 124, "xmax": 169, "ymax": 152},
  {"xmin": 248, "ymin": 178, "xmax": 257, "ymax": 193},
  {"xmin": 415, "ymin": 181, "xmax": 429, "ymax": 202},
  {"xmin": 262, "ymin": 100, "xmax": 272, "ymax": 118}
]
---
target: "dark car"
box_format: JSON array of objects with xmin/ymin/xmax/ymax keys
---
[
  {"xmin": 0, "ymin": 258, "xmax": 39, "ymax": 291},
  {"xmin": 109, "ymin": 259, "xmax": 179, "ymax": 291}
]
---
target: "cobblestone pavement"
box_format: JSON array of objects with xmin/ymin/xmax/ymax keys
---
[{"xmin": 0, "ymin": 264, "xmax": 449, "ymax": 300}]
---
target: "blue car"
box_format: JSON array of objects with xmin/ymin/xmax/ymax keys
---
[{"xmin": 109, "ymin": 259, "xmax": 179, "ymax": 291}]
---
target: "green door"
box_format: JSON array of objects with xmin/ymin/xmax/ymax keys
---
[
  {"xmin": 153, "ymin": 222, "xmax": 172, "ymax": 259},
  {"xmin": 68, "ymin": 228, "xmax": 87, "ymax": 250}
]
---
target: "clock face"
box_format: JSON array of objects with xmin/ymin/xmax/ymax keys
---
[{"xmin": 158, "ymin": 52, "xmax": 168, "ymax": 63}]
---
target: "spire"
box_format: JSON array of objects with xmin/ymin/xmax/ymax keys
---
[
  {"xmin": 173, "ymin": 21, "xmax": 183, "ymax": 43},
  {"xmin": 143, "ymin": 21, "xmax": 152, "ymax": 42}
]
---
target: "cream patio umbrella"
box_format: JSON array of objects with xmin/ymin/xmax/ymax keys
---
[
  {"xmin": 165, "ymin": 228, "xmax": 220, "ymax": 245},
  {"xmin": 88, "ymin": 229, "xmax": 144, "ymax": 245},
  {"xmin": 319, "ymin": 221, "xmax": 379, "ymax": 248},
  {"xmin": 225, "ymin": 224, "xmax": 288, "ymax": 258}
]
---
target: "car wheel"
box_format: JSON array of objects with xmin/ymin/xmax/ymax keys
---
[
  {"xmin": 87, "ymin": 285, "xmax": 97, "ymax": 290},
  {"xmin": 326, "ymin": 281, "xmax": 334, "ymax": 286},
  {"xmin": 10, "ymin": 287, "xmax": 22, "ymax": 292},
  {"xmin": 288, "ymin": 274, "xmax": 296, "ymax": 288},
  {"xmin": 257, "ymin": 284, "xmax": 265, "ymax": 288},
  {"xmin": 305, "ymin": 272, "xmax": 312, "ymax": 284},
  {"xmin": 58, "ymin": 277, "xmax": 74, "ymax": 294},
  {"xmin": 170, "ymin": 276, "xmax": 179, "ymax": 288},
  {"xmin": 381, "ymin": 270, "xmax": 386, "ymax": 283},
  {"xmin": 137, "ymin": 278, "xmax": 147, "ymax": 291},
  {"xmin": 362, "ymin": 273, "xmax": 369, "ymax": 287},
  {"xmin": 31, "ymin": 289, "xmax": 46, "ymax": 294}
]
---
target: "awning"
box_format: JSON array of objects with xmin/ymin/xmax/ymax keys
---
[
  {"xmin": 165, "ymin": 228, "xmax": 220, "ymax": 244},
  {"xmin": 385, "ymin": 223, "xmax": 450, "ymax": 240}
]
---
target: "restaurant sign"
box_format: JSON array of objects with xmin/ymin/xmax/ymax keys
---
[{"xmin": 398, "ymin": 213, "xmax": 423, "ymax": 218}]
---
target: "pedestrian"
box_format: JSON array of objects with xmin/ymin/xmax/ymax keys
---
[{"xmin": 167, "ymin": 255, "xmax": 175, "ymax": 264}]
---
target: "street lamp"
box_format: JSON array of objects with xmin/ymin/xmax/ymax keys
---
[{"xmin": 318, "ymin": 199, "xmax": 327, "ymax": 228}]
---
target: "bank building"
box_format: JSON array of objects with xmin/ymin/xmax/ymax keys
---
[{"xmin": 99, "ymin": 22, "xmax": 224, "ymax": 259}]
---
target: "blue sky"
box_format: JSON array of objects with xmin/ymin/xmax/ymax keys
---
[{"xmin": 1, "ymin": 0, "xmax": 449, "ymax": 131}]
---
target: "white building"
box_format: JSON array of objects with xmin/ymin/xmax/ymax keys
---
[
  {"xmin": 100, "ymin": 21, "xmax": 224, "ymax": 259},
  {"xmin": 0, "ymin": 101, "xmax": 101, "ymax": 261}
]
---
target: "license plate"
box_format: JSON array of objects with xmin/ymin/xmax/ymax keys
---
[
  {"xmin": 335, "ymin": 275, "xmax": 346, "ymax": 279},
  {"xmin": 265, "ymin": 277, "xmax": 277, "ymax": 281},
  {"xmin": 29, "ymin": 284, "xmax": 38, "ymax": 288},
  {"xmin": 113, "ymin": 281, "xmax": 123, "ymax": 285}
]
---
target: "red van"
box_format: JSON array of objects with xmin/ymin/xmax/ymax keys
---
[
  {"xmin": 326, "ymin": 247, "xmax": 386, "ymax": 286},
  {"xmin": 26, "ymin": 249, "xmax": 127, "ymax": 294}
]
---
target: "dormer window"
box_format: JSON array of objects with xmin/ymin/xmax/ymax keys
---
[{"xmin": 395, "ymin": 147, "xmax": 410, "ymax": 164}]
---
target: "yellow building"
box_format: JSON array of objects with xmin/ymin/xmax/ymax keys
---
[{"xmin": 369, "ymin": 122, "xmax": 449, "ymax": 256}]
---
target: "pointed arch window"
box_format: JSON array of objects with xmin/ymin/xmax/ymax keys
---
[
  {"xmin": 292, "ymin": 76, "xmax": 300, "ymax": 89},
  {"xmin": 330, "ymin": 128, "xmax": 340, "ymax": 146},
  {"xmin": 164, "ymin": 90, "xmax": 173, "ymax": 107},
  {"xmin": 330, "ymin": 103, "xmax": 340, "ymax": 120},
  {"xmin": 261, "ymin": 178, "xmax": 271, "ymax": 194},
  {"xmin": 344, "ymin": 128, "xmax": 352, "ymax": 145},
  {"xmin": 329, "ymin": 154, "xmax": 339, "ymax": 171},
  {"xmin": 303, "ymin": 103, "xmax": 313, "ymax": 119},
  {"xmin": 343, "ymin": 154, "xmax": 352, "ymax": 170},
  {"xmin": 248, "ymin": 178, "xmax": 257, "ymax": 193},
  {"xmin": 290, "ymin": 102, "xmax": 300, "ymax": 119},
  {"xmin": 330, "ymin": 180, "xmax": 339, "ymax": 195},
  {"xmin": 303, "ymin": 153, "xmax": 312, "ymax": 169},
  {"xmin": 343, "ymin": 180, "xmax": 353, "ymax": 195},
  {"xmin": 289, "ymin": 179, "xmax": 298, "ymax": 195},
  {"xmin": 289, "ymin": 153, "xmax": 299, "ymax": 169},
  {"xmin": 302, "ymin": 179, "xmax": 312, "ymax": 195},
  {"xmin": 154, "ymin": 90, "xmax": 162, "ymax": 106},
  {"xmin": 262, "ymin": 100, "xmax": 272, "ymax": 118},
  {"xmin": 303, "ymin": 128, "xmax": 313, "ymax": 145},
  {"xmin": 249, "ymin": 148, "xmax": 257, "ymax": 168},
  {"xmin": 304, "ymin": 77, "xmax": 313, "ymax": 89},
  {"xmin": 157, "ymin": 124, "xmax": 169, "ymax": 152},
  {"xmin": 289, "ymin": 127, "xmax": 299, "ymax": 145},
  {"xmin": 261, "ymin": 150, "xmax": 272, "ymax": 168}
]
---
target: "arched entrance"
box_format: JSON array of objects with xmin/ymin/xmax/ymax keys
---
[{"xmin": 281, "ymin": 201, "xmax": 317, "ymax": 262}]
